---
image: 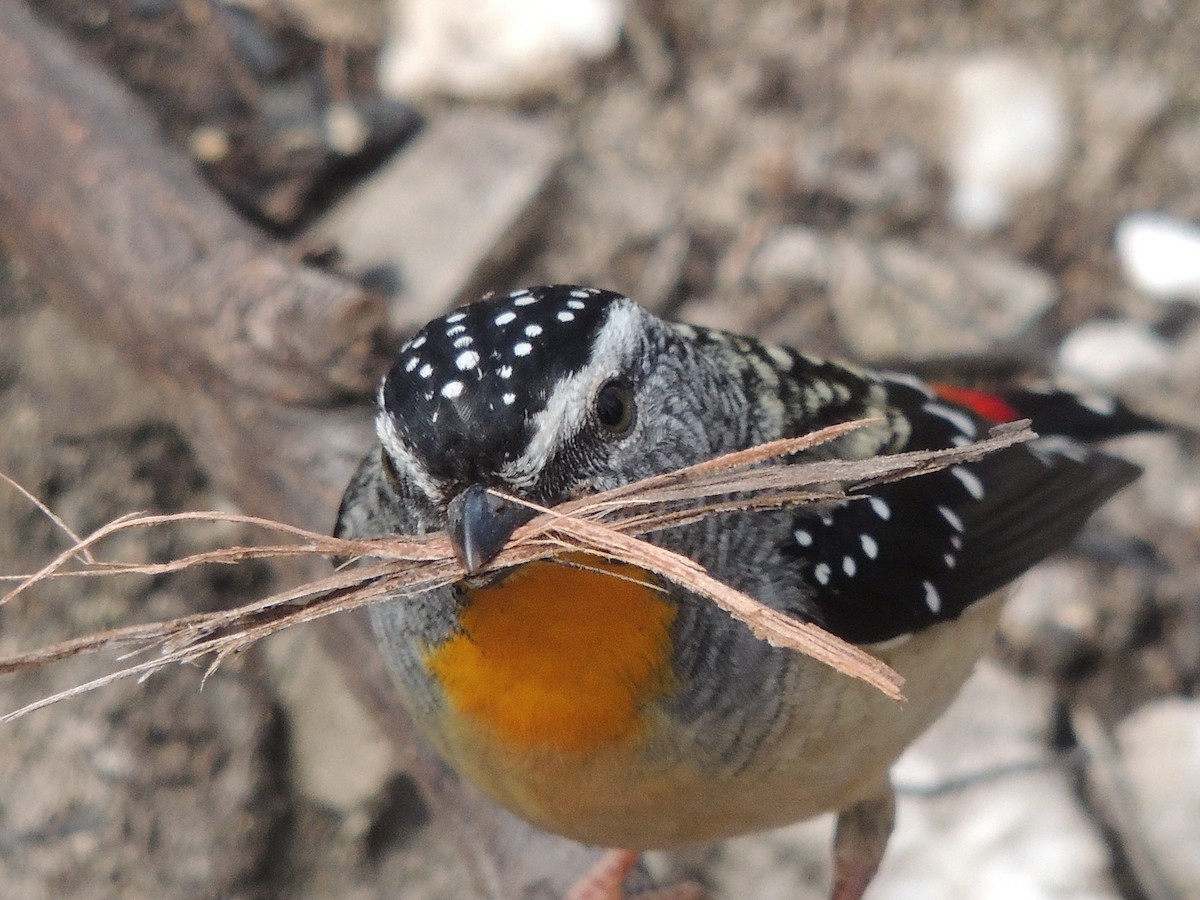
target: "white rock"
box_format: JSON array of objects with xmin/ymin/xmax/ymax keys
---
[
  {"xmin": 379, "ymin": 0, "xmax": 624, "ymax": 100},
  {"xmin": 1057, "ymin": 320, "xmax": 1173, "ymax": 387},
  {"xmin": 945, "ymin": 56, "xmax": 1068, "ymax": 231},
  {"xmin": 877, "ymin": 661, "xmax": 1116, "ymax": 900},
  {"xmin": 749, "ymin": 228, "xmax": 1058, "ymax": 362},
  {"xmin": 1115, "ymin": 212, "xmax": 1200, "ymax": 301},
  {"xmin": 1113, "ymin": 699, "xmax": 1200, "ymax": 896}
]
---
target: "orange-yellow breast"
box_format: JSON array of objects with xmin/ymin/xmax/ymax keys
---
[{"xmin": 425, "ymin": 554, "xmax": 677, "ymax": 755}]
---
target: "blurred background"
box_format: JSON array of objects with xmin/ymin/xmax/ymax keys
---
[{"xmin": 1, "ymin": 1, "xmax": 1198, "ymax": 898}]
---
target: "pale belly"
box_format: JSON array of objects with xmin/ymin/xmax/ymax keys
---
[{"xmin": 384, "ymin": 571, "xmax": 1005, "ymax": 850}]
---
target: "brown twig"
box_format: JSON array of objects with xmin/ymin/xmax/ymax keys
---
[{"xmin": 0, "ymin": 420, "xmax": 1036, "ymax": 720}]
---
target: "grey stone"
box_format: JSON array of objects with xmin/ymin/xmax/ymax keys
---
[
  {"xmin": 750, "ymin": 228, "xmax": 1058, "ymax": 361},
  {"xmin": 1113, "ymin": 698, "xmax": 1200, "ymax": 898},
  {"xmin": 263, "ymin": 629, "xmax": 399, "ymax": 813},
  {"xmin": 307, "ymin": 109, "xmax": 566, "ymax": 334}
]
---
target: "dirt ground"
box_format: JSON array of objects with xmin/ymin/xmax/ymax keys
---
[{"xmin": 3, "ymin": 1, "xmax": 1200, "ymax": 898}]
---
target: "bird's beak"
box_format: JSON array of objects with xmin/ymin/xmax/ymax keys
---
[{"xmin": 446, "ymin": 484, "xmax": 536, "ymax": 574}]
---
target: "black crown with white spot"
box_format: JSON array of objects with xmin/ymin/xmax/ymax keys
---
[{"xmin": 381, "ymin": 286, "xmax": 622, "ymax": 484}]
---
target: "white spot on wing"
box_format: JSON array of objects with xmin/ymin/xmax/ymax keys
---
[
  {"xmin": 525, "ymin": 324, "xmax": 543, "ymax": 337},
  {"xmin": 455, "ymin": 350, "xmax": 480, "ymax": 370},
  {"xmin": 861, "ymin": 534, "xmax": 878, "ymax": 559},
  {"xmin": 495, "ymin": 310, "xmax": 517, "ymax": 326},
  {"xmin": 567, "ymin": 299, "xmax": 586, "ymax": 310},
  {"xmin": 1032, "ymin": 435, "xmax": 1090, "ymax": 463},
  {"xmin": 502, "ymin": 393, "xmax": 516, "ymax": 405},
  {"xmin": 923, "ymin": 581, "xmax": 942, "ymax": 613},
  {"xmin": 418, "ymin": 363, "xmax": 433, "ymax": 378},
  {"xmin": 1079, "ymin": 393, "xmax": 1116, "ymax": 415},
  {"xmin": 445, "ymin": 312, "xmax": 466, "ymax": 323},
  {"xmin": 939, "ymin": 505, "xmax": 965, "ymax": 532},
  {"xmin": 944, "ymin": 554, "xmax": 957, "ymax": 569},
  {"xmin": 446, "ymin": 324, "xmax": 467, "ymax": 336},
  {"xmin": 498, "ymin": 365, "xmax": 513, "ymax": 379},
  {"xmin": 557, "ymin": 311, "xmax": 575, "ymax": 322},
  {"xmin": 441, "ymin": 381, "xmax": 464, "ymax": 399},
  {"xmin": 453, "ymin": 335, "xmax": 473, "ymax": 349},
  {"xmin": 814, "ymin": 563, "xmax": 831, "ymax": 585},
  {"xmin": 869, "ymin": 497, "xmax": 891, "ymax": 520},
  {"xmin": 794, "ymin": 529, "xmax": 813, "ymax": 547},
  {"xmin": 410, "ymin": 335, "xmax": 426, "ymax": 349},
  {"xmin": 514, "ymin": 295, "xmax": 537, "ymax": 306},
  {"xmin": 884, "ymin": 372, "xmax": 935, "ymax": 398},
  {"xmin": 404, "ymin": 356, "xmax": 419, "ymax": 372},
  {"xmin": 513, "ymin": 342, "xmax": 533, "ymax": 357},
  {"xmin": 950, "ymin": 465, "xmax": 986, "ymax": 500},
  {"xmin": 923, "ymin": 402, "xmax": 978, "ymax": 438},
  {"xmin": 843, "ymin": 556, "xmax": 857, "ymax": 577}
]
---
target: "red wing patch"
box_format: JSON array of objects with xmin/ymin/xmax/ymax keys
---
[{"xmin": 931, "ymin": 383, "xmax": 1021, "ymax": 424}]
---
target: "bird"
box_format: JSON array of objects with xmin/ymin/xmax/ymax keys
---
[{"xmin": 335, "ymin": 285, "xmax": 1149, "ymax": 899}]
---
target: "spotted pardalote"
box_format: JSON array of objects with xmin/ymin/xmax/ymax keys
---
[{"xmin": 337, "ymin": 285, "xmax": 1149, "ymax": 899}]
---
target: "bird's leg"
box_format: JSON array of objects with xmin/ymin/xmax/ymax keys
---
[
  {"xmin": 830, "ymin": 782, "xmax": 896, "ymax": 900},
  {"xmin": 566, "ymin": 849, "xmax": 707, "ymax": 900}
]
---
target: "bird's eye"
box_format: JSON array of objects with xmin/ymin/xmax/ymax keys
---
[{"xmin": 594, "ymin": 380, "xmax": 635, "ymax": 434}]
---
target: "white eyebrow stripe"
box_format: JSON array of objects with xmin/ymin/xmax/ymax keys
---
[{"xmin": 498, "ymin": 302, "xmax": 641, "ymax": 490}]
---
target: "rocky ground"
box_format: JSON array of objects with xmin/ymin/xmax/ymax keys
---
[{"xmin": 2, "ymin": 1, "xmax": 1199, "ymax": 898}]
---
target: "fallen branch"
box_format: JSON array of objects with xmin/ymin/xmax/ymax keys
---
[{"xmin": 0, "ymin": 419, "xmax": 1036, "ymax": 721}]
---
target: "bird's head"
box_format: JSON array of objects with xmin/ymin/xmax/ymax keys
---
[{"xmin": 376, "ymin": 286, "xmax": 721, "ymax": 571}]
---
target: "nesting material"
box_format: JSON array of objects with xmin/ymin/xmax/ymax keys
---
[
  {"xmin": 378, "ymin": 0, "xmax": 625, "ymax": 99},
  {"xmin": 0, "ymin": 422, "xmax": 1038, "ymax": 720}
]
